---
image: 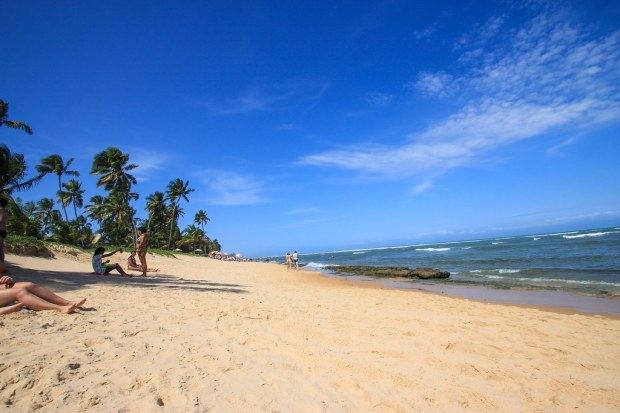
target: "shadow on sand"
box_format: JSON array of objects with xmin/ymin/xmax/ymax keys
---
[{"xmin": 5, "ymin": 261, "xmax": 248, "ymax": 295}]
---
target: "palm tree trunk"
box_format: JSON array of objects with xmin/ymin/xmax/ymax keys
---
[
  {"xmin": 58, "ymin": 175, "xmax": 69, "ymax": 222},
  {"xmin": 168, "ymin": 206, "xmax": 176, "ymax": 249}
]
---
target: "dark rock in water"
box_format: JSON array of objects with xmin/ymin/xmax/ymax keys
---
[
  {"xmin": 324, "ymin": 265, "xmax": 450, "ymax": 279},
  {"xmin": 411, "ymin": 267, "xmax": 451, "ymax": 279}
]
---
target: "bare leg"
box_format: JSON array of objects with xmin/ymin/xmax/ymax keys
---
[
  {"xmin": 14, "ymin": 288, "xmax": 79, "ymax": 313},
  {"xmin": 13, "ymin": 282, "xmax": 85, "ymax": 307},
  {"xmin": 115, "ymin": 264, "xmax": 130, "ymax": 277},
  {"xmin": 0, "ymin": 302, "xmax": 24, "ymax": 315},
  {"xmin": 138, "ymin": 250, "xmax": 147, "ymax": 277}
]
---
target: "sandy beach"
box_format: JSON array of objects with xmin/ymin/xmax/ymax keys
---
[{"xmin": 1, "ymin": 249, "xmax": 619, "ymax": 412}]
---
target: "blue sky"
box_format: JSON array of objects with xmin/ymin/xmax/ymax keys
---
[{"xmin": 1, "ymin": 0, "xmax": 619, "ymax": 257}]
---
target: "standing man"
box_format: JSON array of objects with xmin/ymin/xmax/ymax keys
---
[
  {"xmin": 0, "ymin": 198, "xmax": 8, "ymax": 263},
  {"xmin": 292, "ymin": 251, "xmax": 299, "ymax": 270}
]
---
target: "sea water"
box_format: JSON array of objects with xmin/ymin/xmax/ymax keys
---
[{"xmin": 299, "ymin": 227, "xmax": 620, "ymax": 297}]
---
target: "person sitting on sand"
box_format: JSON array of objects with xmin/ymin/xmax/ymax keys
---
[
  {"xmin": 92, "ymin": 247, "xmax": 130, "ymax": 276},
  {"xmin": 127, "ymin": 250, "xmax": 158, "ymax": 272},
  {"xmin": 0, "ymin": 271, "xmax": 86, "ymax": 315}
]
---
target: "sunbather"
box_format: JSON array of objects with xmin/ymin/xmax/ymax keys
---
[{"xmin": 0, "ymin": 273, "xmax": 86, "ymax": 315}]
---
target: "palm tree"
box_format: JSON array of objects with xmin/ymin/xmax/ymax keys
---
[
  {"xmin": 10, "ymin": 198, "xmax": 40, "ymax": 237},
  {"xmin": 61, "ymin": 179, "xmax": 85, "ymax": 221},
  {"xmin": 194, "ymin": 210, "xmax": 210, "ymax": 253},
  {"xmin": 0, "ymin": 99, "xmax": 33, "ymax": 135},
  {"xmin": 91, "ymin": 147, "xmax": 139, "ymax": 241},
  {"xmin": 84, "ymin": 195, "xmax": 108, "ymax": 226},
  {"xmin": 165, "ymin": 178, "xmax": 194, "ymax": 249},
  {"xmin": 0, "ymin": 145, "xmax": 44, "ymax": 197},
  {"xmin": 182, "ymin": 224, "xmax": 206, "ymax": 252},
  {"xmin": 194, "ymin": 209, "xmax": 210, "ymax": 231},
  {"xmin": 145, "ymin": 191, "xmax": 168, "ymax": 247},
  {"xmin": 34, "ymin": 197, "xmax": 62, "ymax": 236},
  {"xmin": 36, "ymin": 154, "xmax": 80, "ymax": 222}
]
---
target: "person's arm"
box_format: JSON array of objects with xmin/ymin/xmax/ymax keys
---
[{"xmin": 102, "ymin": 248, "xmax": 123, "ymax": 258}]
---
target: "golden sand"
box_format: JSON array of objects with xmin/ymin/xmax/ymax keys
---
[{"xmin": 1, "ymin": 250, "xmax": 619, "ymax": 412}]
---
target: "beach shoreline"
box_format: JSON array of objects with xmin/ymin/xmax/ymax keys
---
[
  {"xmin": 305, "ymin": 269, "xmax": 620, "ymax": 317},
  {"xmin": 2, "ymin": 251, "xmax": 619, "ymax": 412}
]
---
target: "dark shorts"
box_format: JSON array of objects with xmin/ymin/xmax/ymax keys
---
[{"xmin": 0, "ymin": 230, "xmax": 7, "ymax": 239}]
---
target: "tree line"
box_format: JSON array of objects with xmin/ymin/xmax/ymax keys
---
[{"xmin": 0, "ymin": 99, "xmax": 221, "ymax": 254}]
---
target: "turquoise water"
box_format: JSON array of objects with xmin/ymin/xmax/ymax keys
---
[{"xmin": 298, "ymin": 227, "xmax": 620, "ymax": 296}]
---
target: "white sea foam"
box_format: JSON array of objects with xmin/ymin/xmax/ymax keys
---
[
  {"xmin": 416, "ymin": 247, "xmax": 451, "ymax": 252},
  {"xmin": 563, "ymin": 231, "xmax": 618, "ymax": 239},
  {"xmin": 532, "ymin": 237, "xmax": 540, "ymax": 241},
  {"xmin": 499, "ymin": 269, "xmax": 521, "ymax": 274},
  {"xmin": 462, "ymin": 246, "xmax": 472, "ymax": 250},
  {"xmin": 517, "ymin": 277, "xmax": 620, "ymax": 287},
  {"xmin": 352, "ymin": 251, "xmax": 366, "ymax": 255},
  {"xmin": 526, "ymin": 231, "xmax": 579, "ymax": 238},
  {"xmin": 304, "ymin": 262, "xmax": 330, "ymax": 269},
  {"xmin": 491, "ymin": 242, "xmax": 503, "ymax": 245}
]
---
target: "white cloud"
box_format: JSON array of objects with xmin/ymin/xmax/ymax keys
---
[
  {"xmin": 196, "ymin": 169, "xmax": 267, "ymax": 205},
  {"xmin": 409, "ymin": 72, "xmax": 454, "ymax": 98},
  {"xmin": 300, "ymin": 8, "xmax": 620, "ymax": 193}
]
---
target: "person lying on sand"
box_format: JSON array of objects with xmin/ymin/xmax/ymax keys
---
[
  {"xmin": 127, "ymin": 250, "xmax": 159, "ymax": 273},
  {"xmin": 0, "ymin": 274, "xmax": 86, "ymax": 315},
  {"xmin": 92, "ymin": 247, "xmax": 131, "ymax": 277}
]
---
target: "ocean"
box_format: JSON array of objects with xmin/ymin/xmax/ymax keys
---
[{"xmin": 298, "ymin": 227, "xmax": 620, "ymax": 298}]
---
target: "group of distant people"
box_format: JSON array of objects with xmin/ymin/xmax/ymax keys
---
[
  {"xmin": 91, "ymin": 226, "xmax": 156, "ymax": 277},
  {"xmin": 285, "ymin": 251, "xmax": 299, "ymax": 271},
  {"xmin": 1, "ymin": 195, "xmax": 157, "ymax": 316}
]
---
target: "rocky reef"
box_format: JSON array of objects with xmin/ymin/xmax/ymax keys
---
[{"xmin": 325, "ymin": 265, "xmax": 450, "ymax": 279}]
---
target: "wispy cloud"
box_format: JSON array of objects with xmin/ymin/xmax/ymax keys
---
[
  {"xmin": 365, "ymin": 92, "xmax": 393, "ymax": 106},
  {"xmin": 408, "ymin": 71, "xmax": 454, "ymax": 98},
  {"xmin": 547, "ymin": 137, "xmax": 578, "ymax": 156},
  {"xmin": 198, "ymin": 79, "xmax": 329, "ymax": 115},
  {"xmin": 128, "ymin": 147, "xmax": 171, "ymax": 183},
  {"xmin": 286, "ymin": 207, "xmax": 328, "ymax": 215},
  {"xmin": 195, "ymin": 169, "xmax": 268, "ymax": 205},
  {"xmin": 300, "ymin": 8, "xmax": 620, "ymax": 193}
]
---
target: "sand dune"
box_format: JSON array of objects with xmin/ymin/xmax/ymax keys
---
[{"xmin": 1, "ymin": 250, "xmax": 619, "ymax": 412}]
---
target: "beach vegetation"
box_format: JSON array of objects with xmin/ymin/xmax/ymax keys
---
[
  {"xmin": 36, "ymin": 154, "xmax": 80, "ymax": 222},
  {"xmin": 0, "ymin": 99, "xmax": 32, "ymax": 135},
  {"xmin": 1, "ymin": 99, "xmax": 222, "ymax": 254},
  {"xmin": 165, "ymin": 178, "xmax": 194, "ymax": 250}
]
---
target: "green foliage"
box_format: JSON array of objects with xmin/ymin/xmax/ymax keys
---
[
  {"xmin": 1, "ymin": 113, "xmax": 222, "ymax": 252},
  {"xmin": 0, "ymin": 99, "xmax": 33, "ymax": 135}
]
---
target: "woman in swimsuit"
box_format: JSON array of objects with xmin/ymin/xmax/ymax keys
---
[{"xmin": 135, "ymin": 227, "xmax": 149, "ymax": 277}]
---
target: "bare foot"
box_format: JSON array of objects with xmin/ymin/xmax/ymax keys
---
[
  {"xmin": 0, "ymin": 303, "xmax": 24, "ymax": 315},
  {"xmin": 59, "ymin": 303, "xmax": 79, "ymax": 314}
]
